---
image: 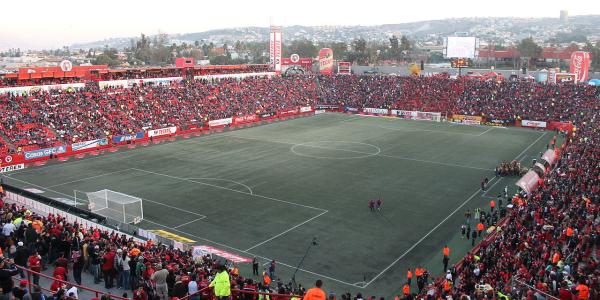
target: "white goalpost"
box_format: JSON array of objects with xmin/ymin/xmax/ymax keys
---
[{"xmin": 78, "ymin": 189, "xmax": 144, "ymax": 224}]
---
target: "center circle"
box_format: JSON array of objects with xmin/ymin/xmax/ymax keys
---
[{"xmin": 291, "ymin": 141, "xmax": 381, "ymax": 159}]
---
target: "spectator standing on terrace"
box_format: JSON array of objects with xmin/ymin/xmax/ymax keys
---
[
  {"xmin": 90, "ymin": 245, "xmax": 101, "ymax": 284},
  {"xmin": 252, "ymin": 257, "xmax": 259, "ymax": 276},
  {"xmin": 209, "ymin": 264, "xmax": 230, "ymax": 300},
  {"xmin": 101, "ymin": 248, "xmax": 116, "ymax": 289},
  {"xmin": 304, "ymin": 280, "xmax": 325, "ymax": 300},
  {"xmin": 28, "ymin": 250, "xmax": 41, "ymax": 286},
  {"xmin": 14, "ymin": 241, "xmax": 28, "ymax": 278},
  {"xmin": 0, "ymin": 258, "xmax": 19, "ymax": 297},
  {"xmin": 152, "ymin": 263, "xmax": 170, "ymax": 300},
  {"xmin": 268, "ymin": 260, "xmax": 276, "ymax": 280}
]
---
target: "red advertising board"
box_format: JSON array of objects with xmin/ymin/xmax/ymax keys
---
[
  {"xmin": 319, "ymin": 48, "xmax": 334, "ymax": 75},
  {"xmin": 570, "ymin": 51, "xmax": 591, "ymax": 82},
  {"xmin": 233, "ymin": 114, "xmax": 258, "ymax": 124},
  {"xmin": 278, "ymin": 109, "xmax": 298, "ymax": 116},
  {"xmin": 175, "ymin": 57, "xmax": 195, "ymax": 68}
]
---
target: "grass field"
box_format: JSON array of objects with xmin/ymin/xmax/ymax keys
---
[{"xmin": 3, "ymin": 113, "xmax": 553, "ymax": 297}]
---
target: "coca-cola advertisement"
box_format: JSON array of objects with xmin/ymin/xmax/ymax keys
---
[
  {"xmin": 319, "ymin": 48, "xmax": 334, "ymax": 75},
  {"xmin": 569, "ymin": 51, "xmax": 591, "ymax": 82}
]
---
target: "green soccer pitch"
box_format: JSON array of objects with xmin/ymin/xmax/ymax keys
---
[{"xmin": 3, "ymin": 113, "xmax": 554, "ymax": 297}]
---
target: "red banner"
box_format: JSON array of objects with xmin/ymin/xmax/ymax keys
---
[
  {"xmin": 570, "ymin": 51, "xmax": 591, "ymax": 82},
  {"xmin": 278, "ymin": 109, "xmax": 298, "ymax": 116},
  {"xmin": 547, "ymin": 121, "xmax": 574, "ymax": 132},
  {"xmin": 233, "ymin": 114, "xmax": 258, "ymax": 124}
]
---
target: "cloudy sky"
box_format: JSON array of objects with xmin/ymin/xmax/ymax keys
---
[{"xmin": 1, "ymin": 0, "xmax": 598, "ymax": 49}]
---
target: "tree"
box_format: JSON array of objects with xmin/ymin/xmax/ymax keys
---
[
  {"xmin": 389, "ymin": 35, "xmax": 400, "ymax": 61},
  {"xmin": 517, "ymin": 37, "xmax": 543, "ymax": 68},
  {"xmin": 400, "ymin": 36, "xmax": 411, "ymax": 52},
  {"xmin": 284, "ymin": 38, "xmax": 317, "ymax": 58}
]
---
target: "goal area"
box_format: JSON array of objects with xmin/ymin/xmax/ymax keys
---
[{"xmin": 78, "ymin": 189, "xmax": 144, "ymax": 224}]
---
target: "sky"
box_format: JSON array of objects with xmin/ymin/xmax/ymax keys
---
[{"xmin": 1, "ymin": 0, "xmax": 599, "ymax": 50}]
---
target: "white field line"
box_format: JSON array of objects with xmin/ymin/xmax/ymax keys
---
[
  {"xmin": 131, "ymin": 168, "xmax": 327, "ymax": 212},
  {"xmin": 139, "ymin": 218, "xmax": 360, "ymax": 288},
  {"xmin": 363, "ymin": 129, "xmax": 549, "ymax": 287},
  {"xmin": 3, "ymin": 174, "xmax": 356, "ymax": 287},
  {"xmin": 173, "ymin": 217, "xmax": 207, "ymax": 229},
  {"xmin": 229, "ymin": 135, "xmax": 492, "ymax": 171},
  {"xmin": 9, "ymin": 131, "xmax": 239, "ymax": 176},
  {"xmin": 245, "ymin": 210, "xmax": 329, "ymax": 251},
  {"xmin": 476, "ymin": 127, "xmax": 494, "ymax": 136},
  {"xmin": 186, "ymin": 177, "xmax": 254, "ymax": 195},
  {"xmin": 514, "ymin": 132, "xmax": 547, "ymax": 161},
  {"xmin": 362, "ymin": 176, "xmax": 498, "ymax": 287},
  {"xmin": 45, "ymin": 168, "xmax": 134, "ymax": 188}
]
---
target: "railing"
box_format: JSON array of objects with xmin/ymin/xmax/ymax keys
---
[
  {"xmin": 179, "ymin": 287, "xmax": 302, "ymax": 300},
  {"xmin": 13, "ymin": 265, "xmax": 129, "ymax": 300}
]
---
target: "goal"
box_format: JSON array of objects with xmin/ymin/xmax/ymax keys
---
[{"xmin": 83, "ymin": 189, "xmax": 144, "ymax": 224}]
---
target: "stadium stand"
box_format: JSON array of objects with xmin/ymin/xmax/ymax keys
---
[{"xmin": 0, "ymin": 74, "xmax": 598, "ymax": 299}]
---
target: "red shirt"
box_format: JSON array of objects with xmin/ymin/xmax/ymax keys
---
[
  {"xmin": 102, "ymin": 251, "xmax": 115, "ymax": 271},
  {"xmin": 28, "ymin": 255, "xmax": 41, "ymax": 272}
]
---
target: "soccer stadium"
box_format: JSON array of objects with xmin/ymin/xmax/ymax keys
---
[{"xmin": 0, "ymin": 5, "xmax": 599, "ymax": 300}]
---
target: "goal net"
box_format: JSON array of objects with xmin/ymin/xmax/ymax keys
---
[{"xmin": 85, "ymin": 189, "xmax": 144, "ymax": 224}]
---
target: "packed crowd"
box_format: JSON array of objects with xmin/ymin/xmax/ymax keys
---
[
  {"xmin": 0, "ymin": 74, "xmax": 599, "ymax": 299},
  {"xmin": 0, "ymin": 78, "xmax": 84, "ymax": 88},
  {"xmin": 96, "ymin": 69, "xmax": 184, "ymax": 81},
  {"xmin": 0, "ymin": 192, "xmax": 309, "ymax": 300}
]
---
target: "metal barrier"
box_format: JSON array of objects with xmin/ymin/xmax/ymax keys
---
[
  {"xmin": 179, "ymin": 288, "xmax": 302, "ymax": 300},
  {"xmin": 13, "ymin": 265, "xmax": 129, "ymax": 300}
]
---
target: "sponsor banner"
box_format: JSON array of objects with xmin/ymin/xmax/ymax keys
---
[
  {"xmin": 570, "ymin": 51, "xmax": 591, "ymax": 82},
  {"xmin": 0, "ymin": 163, "xmax": 25, "ymax": 173},
  {"xmin": 0, "ymin": 154, "xmax": 15, "ymax": 164},
  {"xmin": 233, "ymin": 114, "xmax": 258, "ymax": 124},
  {"xmin": 415, "ymin": 112, "xmax": 441, "ymax": 122},
  {"xmin": 345, "ymin": 107, "xmax": 359, "ymax": 113},
  {"xmin": 24, "ymin": 145, "xmax": 67, "ymax": 160},
  {"xmin": 0, "ymin": 83, "xmax": 85, "ymax": 95},
  {"xmin": 148, "ymin": 126, "xmax": 177, "ymax": 137},
  {"xmin": 300, "ymin": 106, "xmax": 312, "ymax": 113},
  {"xmin": 315, "ymin": 110, "xmax": 326, "ymax": 114},
  {"xmin": 208, "ymin": 118, "xmax": 233, "ymax": 127},
  {"xmin": 99, "ymin": 77, "xmax": 183, "ymax": 89},
  {"xmin": 364, "ymin": 108, "xmax": 389, "ymax": 115},
  {"xmin": 149, "ymin": 229, "xmax": 195, "ymax": 244},
  {"xmin": 278, "ymin": 109, "xmax": 298, "ymax": 116},
  {"xmin": 192, "ymin": 245, "xmax": 252, "ymax": 263},
  {"xmin": 260, "ymin": 112, "xmax": 276, "ymax": 118},
  {"xmin": 483, "ymin": 119, "xmax": 513, "ymax": 127},
  {"xmin": 72, "ymin": 138, "xmax": 108, "ymax": 151},
  {"xmin": 99, "ymin": 80, "xmax": 129, "ymax": 89},
  {"xmin": 392, "ymin": 110, "xmax": 417, "ymax": 119},
  {"xmin": 452, "ymin": 114, "xmax": 482, "ymax": 125},
  {"xmin": 521, "ymin": 120, "xmax": 547, "ymax": 128},
  {"xmin": 194, "ymin": 72, "xmax": 276, "ymax": 81},
  {"xmin": 139, "ymin": 77, "xmax": 183, "ymax": 85},
  {"xmin": 112, "ymin": 132, "xmax": 145, "ymax": 143},
  {"xmin": 315, "ymin": 105, "xmax": 339, "ymax": 110}
]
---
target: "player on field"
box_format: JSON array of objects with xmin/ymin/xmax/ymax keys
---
[
  {"xmin": 368, "ymin": 200, "xmax": 375, "ymax": 212},
  {"xmin": 376, "ymin": 198, "xmax": 383, "ymax": 211}
]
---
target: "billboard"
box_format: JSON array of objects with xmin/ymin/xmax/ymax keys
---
[
  {"xmin": 24, "ymin": 145, "xmax": 67, "ymax": 160},
  {"xmin": 570, "ymin": 51, "xmax": 591, "ymax": 82},
  {"xmin": 446, "ymin": 37, "xmax": 477, "ymax": 59},
  {"xmin": 72, "ymin": 138, "xmax": 109, "ymax": 151},
  {"xmin": 269, "ymin": 26, "xmax": 282, "ymax": 73},
  {"xmin": 319, "ymin": 48, "xmax": 334, "ymax": 75}
]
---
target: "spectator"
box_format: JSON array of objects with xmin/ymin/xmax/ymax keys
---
[{"xmin": 210, "ymin": 264, "xmax": 231, "ymax": 300}]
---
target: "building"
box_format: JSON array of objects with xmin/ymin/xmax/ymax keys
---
[{"xmin": 560, "ymin": 10, "xmax": 569, "ymax": 24}]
